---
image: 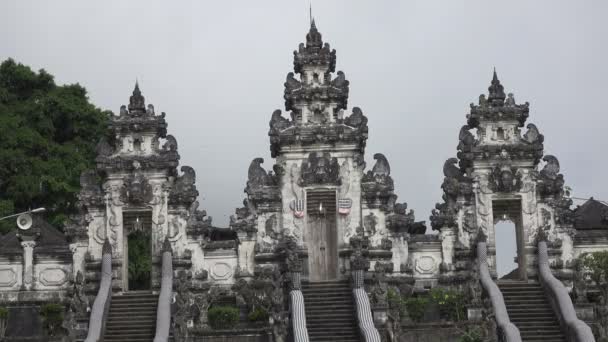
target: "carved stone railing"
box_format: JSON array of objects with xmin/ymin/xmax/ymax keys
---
[
  {"xmin": 84, "ymin": 239, "xmax": 113, "ymax": 342},
  {"xmin": 477, "ymin": 241, "xmax": 522, "ymax": 342},
  {"xmin": 289, "ymin": 272, "xmax": 310, "ymax": 342},
  {"xmin": 537, "ymin": 240, "xmax": 595, "ymax": 342},
  {"xmin": 352, "ymin": 270, "xmax": 382, "ymax": 342},
  {"xmin": 154, "ymin": 238, "xmax": 173, "ymax": 342}
]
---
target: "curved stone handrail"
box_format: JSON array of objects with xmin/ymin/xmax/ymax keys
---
[
  {"xmin": 84, "ymin": 239, "xmax": 113, "ymax": 342},
  {"xmin": 352, "ymin": 270, "xmax": 381, "ymax": 342},
  {"xmin": 477, "ymin": 241, "xmax": 522, "ymax": 342},
  {"xmin": 537, "ymin": 240, "xmax": 595, "ymax": 342},
  {"xmin": 290, "ymin": 273, "xmax": 309, "ymax": 342},
  {"xmin": 154, "ymin": 238, "xmax": 173, "ymax": 342}
]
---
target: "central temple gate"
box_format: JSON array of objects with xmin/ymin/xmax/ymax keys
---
[{"xmin": 306, "ymin": 189, "xmax": 338, "ymax": 281}]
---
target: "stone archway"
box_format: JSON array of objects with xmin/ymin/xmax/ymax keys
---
[
  {"xmin": 122, "ymin": 209, "xmax": 153, "ymax": 291},
  {"xmin": 492, "ymin": 199, "xmax": 526, "ymax": 280}
]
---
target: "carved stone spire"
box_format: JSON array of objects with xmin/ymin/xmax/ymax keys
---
[
  {"xmin": 293, "ymin": 21, "xmax": 336, "ymax": 74},
  {"xmin": 306, "ymin": 19, "xmax": 323, "ymax": 48},
  {"xmin": 488, "ymin": 69, "xmax": 506, "ymax": 106},
  {"xmin": 128, "ymin": 82, "xmax": 146, "ymax": 114},
  {"xmin": 269, "ymin": 22, "xmax": 367, "ymax": 157}
]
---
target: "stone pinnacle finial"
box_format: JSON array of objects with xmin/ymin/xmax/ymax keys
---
[
  {"xmin": 306, "ymin": 18, "xmax": 323, "ymax": 48},
  {"xmin": 128, "ymin": 81, "xmax": 146, "ymax": 113},
  {"xmin": 488, "ymin": 68, "xmax": 506, "ymax": 105}
]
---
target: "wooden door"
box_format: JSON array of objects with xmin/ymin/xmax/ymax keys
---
[{"xmin": 306, "ymin": 190, "xmax": 338, "ymax": 281}]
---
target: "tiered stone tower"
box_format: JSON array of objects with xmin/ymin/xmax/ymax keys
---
[
  {"xmin": 70, "ymin": 84, "xmax": 206, "ymax": 292},
  {"xmin": 233, "ymin": 21, "xmax": 425, "ymax": 284},
  {"xmin": 431, "ymin": 71, "xmax": 574, "ymax": 281}
]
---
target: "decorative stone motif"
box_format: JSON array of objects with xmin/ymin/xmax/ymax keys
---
[
  {"xmin": 537, "ymin": 155, "xmax": 565, "ymax": 198},
  {"xmin": 298, "ymin": 152, "xmax": 340, "ymax": 186},
  {"xmin": 350, "ymin": 234, "xmax": 370, "ymax": 271},
  {"xmin": 77, "ymin": 170, "xmax": 104, "ymax": 208},
  {"xmin": 39, "ymin": 267, "xmax": 68, "ymax": 286},
  {"xmin": 229, "ymin": 200, "xmax": 257, "ymax": 236},
  {"xmin": 169, "ymin": 166, "xmax": 198, "ymax": 205},
  {"xmin": 488, "ymin": 163, "xmax": 522, "ymax": 193},
  {"xmin": 361, "ymin": 153, "xmax": 396, "ymax": 211},
  {"xmin": 415, "ymin": 255, "xmax": 437, "ymax": 274},
  {"xmin": 386, "ymin": 203, "xmax": 426, "ymax": 234},
  {"xmin": 0, "ymin": 269, "xmax": 17, "ymax": 287},
  {"xmin": 120, "ymin": 165, "xmax": 153, "ymax": 205}
]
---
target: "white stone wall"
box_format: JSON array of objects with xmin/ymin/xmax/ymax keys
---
[
  {"xmin": 204, "ymin": 250, "xmax": 238, "ymax": 285},
  {"xmin": 408, "ymin": 241, "xmax": 442, "ymax": 284},
  {"xmin": 0, "ymin": 260, "xmax": 22, "ymax": 291}
]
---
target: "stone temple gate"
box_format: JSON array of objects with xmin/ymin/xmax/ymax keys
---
[{"xmin": 0, "ymin": 20, "xmax": 606, "ymax": 342}]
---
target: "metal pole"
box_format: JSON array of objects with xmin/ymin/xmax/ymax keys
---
[{"xmin": 0, "ymin": 208, "xmax": 46, "ymax": 221}]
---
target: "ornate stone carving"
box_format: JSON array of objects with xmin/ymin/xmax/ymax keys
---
[
  {"xmin": 229, "ymin": 200, "xmax": 257, "ymax": 237},
  {"xmin": 77, "ymin": 170, "xmax": 104, "ymax": 208},
  {"xmin": 95, "ymin": 138, "xmax": 113, "ymax": 158},
  {"xmin": 344, "ymin": 107, "xmax": 368, "ymax": 129},
  {"xmin": 170, "ymin": 166, "xmax": 198, "ymax": 205},
  {"xmin": 441, "ymin": 158, "xmax": 473, "ymax": 204},
  {"xmin": 537, "ymin": 155, "xmax": 566, "ymax": 198},
  {"xmin": 298, "ymin": 152, "xmax": 340, "ymax": 186},
  {"xmin": 162, "ymin": 134, "xmax": 178, "ymax": 152},
  {"xmin": 386, "ymin": 203, "xmax": 426, "ymax": 234},
  {"xmin": 247, "ymin": 158, "xmax": 274, "ymax": 190},
  {"xmin": 67, "ymin": 271, "xmax": 89, "ymax": 318},
  {"xmin": 457, "ymin": 125, "xmax": 476, "ymax": 173},
  {"xmin": 120, "ymin": 164, "xmax": 153, "ymax": 206},
  {"xmin": 186, "ymin": 201, "xmax": 213, "ymax": 238},
  {"xmin": 364, "ymin": 212, "xmax": 377, "ymax": 235},
  {"xmin": 350, "ymin": 234, "xmax": 370, "ymax": 271},
  {"xmin": 463, "ymin": 209, "xmax": 478, "ymax": 233},
  {"xmin": 523, "ymin": 123, "xmax": 544, "ymax": 144},
  {"xmin": 257, "ymin": 214, "xmax": 278, "ymax": 253},
  {"xmin": 362, "ymin": 153, "xmax": 396, "ymax": 211},
  {"xmin": 488, "ymin": 163, "xmax": 522, "ymax": 193},
  {"xmin": 430, "ymin": 202, "xmax": 458, "ymax": 231}
]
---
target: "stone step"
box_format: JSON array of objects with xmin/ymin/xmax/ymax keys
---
[
  {"xmin": 106, "ymin": 321, "xmax": 155, "ymax": 329},
  {"xmin": 104, "ymin": 333, "xmax": 155, "ymax": 339},
  {"xmin": 107, "ymin": 313, "xmax": 156, "ymax": 321},
  {"xmin": 497, "ymin": 282, "xmax": 565, "ymax": 341},
  {"xmin": 109, "ymin": 306, "xmax": 158, "ymax": 313},
  {"xmin": 302, "ymin": 293, "xmax": 353, "ymax": 299},
  {"xmin": 307, "ymin": 317, "xmax": 357, "ymax": 324}
]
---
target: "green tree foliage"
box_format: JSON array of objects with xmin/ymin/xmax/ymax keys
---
[
  {"xmin": 581, "ymin": 251, "xmax": 608, "ymax": 302},
  {"xmin": 0, "ymin": 59, "xmax": 109, "ymax": 233},
  {"xmin": 128, "ymin": 230, "xmax": 152, "ymax": 290}
]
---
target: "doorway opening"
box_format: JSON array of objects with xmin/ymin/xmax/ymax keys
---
[
  {"xmin": 492, "ymin": 199, "xmax": 525, "ymax": 280},
  {"xmin": 306, "ymin": 189, "xmax": 338, "ymax": 281},
  {"xmin": 123, "ymin": 210, "xmax": 152, "ymax": 291}
]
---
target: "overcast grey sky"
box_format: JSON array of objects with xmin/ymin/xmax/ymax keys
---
[{"xmin": 2, "ymin": 0, "xmax": 607, "ymax": 232}]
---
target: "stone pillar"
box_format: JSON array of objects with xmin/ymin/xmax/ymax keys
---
[
  {"xmin": 20, "ymin": 239, "xmax": 36, "ymax": 291},
  {"xmin": 440, "ymin": 226, "xmax": 456, "ymax": 271},
  {"xmin": 391, "ymin": 233, "xmax": 409, "ymax": 273},
  {"xmin": 70, "ymin": 241, "xmax": 88, "ymax": 280},
  {"xmin": 236, "ymin": 231, "xmax": 256, "ymax": 277}
]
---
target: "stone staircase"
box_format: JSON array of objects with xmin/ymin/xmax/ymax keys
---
[
  {"xmin": 498, "ymin": 281, "xmax": 566, "ymax": 342},
  {"xmin": 104, "ymin": 292, "xmax": 158, "ymax": 342},
  {"xmin": 302, "ymin": 280, "xmax": 360, "ymax": 342}
]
